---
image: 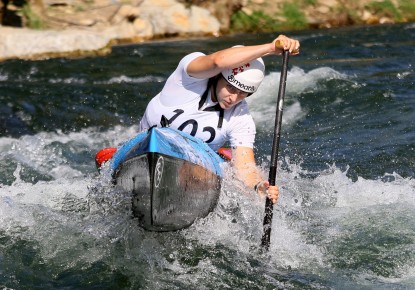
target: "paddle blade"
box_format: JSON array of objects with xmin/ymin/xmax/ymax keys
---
[{"xmin": 95, "ymin": 147, "xmax": 117, "ymax": 169}]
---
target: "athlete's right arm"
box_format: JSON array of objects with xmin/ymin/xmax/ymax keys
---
[
  {"xmin": 186, "ymin": 44, "xmax": 271, "ymax": 80},
  {"xmin": 186, "ymin": 35, "xmax": 299, "ymax": 80}
]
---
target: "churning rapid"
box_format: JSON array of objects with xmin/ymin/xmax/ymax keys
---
[{"xmin": 1, "ymin": 23, "xmax": 415, "ymax": 289}]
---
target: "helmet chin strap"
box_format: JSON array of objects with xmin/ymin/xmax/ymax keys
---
[
  {"xmin": 210, "ymin": 75, "xmax": 219, "ymax": 102},
  {"xmin": 198, "ymin": 76, "xmax": 224, "ymax": 129}
]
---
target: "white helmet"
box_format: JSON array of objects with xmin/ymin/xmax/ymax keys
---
[{"xmin": 221, "ymin": 47, "xmax": 265, "ymax": 93}]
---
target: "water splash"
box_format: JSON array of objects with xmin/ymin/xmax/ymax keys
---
[
  {"xmin": 248, "ymin": 66, "xmax": 348, "ymax": 129},
  {"xmin": 0, "ymin": 125, "xmax": 140, "ymax": 184},
  {"xmin": 1, "ymin": 148, "xmax": 414, "ymax": 288}
]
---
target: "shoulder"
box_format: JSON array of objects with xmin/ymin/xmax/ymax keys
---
[
  {"xmin": 225, "ymin": 102, "xmax": 256, "ymax": 148},
  {"xmin": 179, "ymin": 52, "xmax": 206, "ymax": 72},
  {"xmin": 224, "ymin": 101, "xmax": 255, "ymax": 133},
  {"xmin": 227, "ymin": 101, "xmax": 255, "ymax": 130},
  {"xmin": 159, "ymin": 52, "xmax": 208, "ymax": 106},
  {"xmin": 173, "ymin": 52, "xmax": 208, "ymax": 87},
  {"xmin": 229, "ymin": 100, "xmax": 251, "ymax": 116}
]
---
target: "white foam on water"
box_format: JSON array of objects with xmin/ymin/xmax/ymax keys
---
[
  {"xmin": 0, "ymin": 125, "xmax": 140, "ymax": 181},
  {"xmin": 0, "ymin": 72, "xmax": 8, "ymax": 81},
  {"xmin": 0, "ymin": 175, "xmax": 90, "ymax": 260},
  {"xmin": 1, "ymin": 125, "xmax": 414, "ymax": 288},
  {"xmin": 180, "ymin": 160, "xmax": 415, "ymax": 286},
  {"xmin": 248, "ymin": 66, "xmax": 348, "ymax": 129},
  {"xmin": 97, "ymin": 75, "xmax": 165, "ymax": 85},
  {"xmin": 333, "ymin": 172, "xmax": 415, "ymax": 209},
  {"xmin": 405, "ymin": 23, "xmax": 415, "ymax": 29},
  {"xmin": 1, "ymin": 149, "xmax": 414, "ymax": 288},
  {"xmin": 0, "ymin": 166, "xmax": 139, "ymax": 273},
  {"xmin": 249, "ymin": 100, "xmax": 306, "ymax": 129},
  {"xmin": 48, "ymin": 77, "xmax": 87, "ymax": 84},
  {"xmin": 46, "ymin": 75, "xmax": 165, "ymax": 85}
]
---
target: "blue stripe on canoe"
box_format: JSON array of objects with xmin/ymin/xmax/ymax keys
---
[{"xmin": 110, "ymin": 127, "xmax": 224, "ymax": 177}]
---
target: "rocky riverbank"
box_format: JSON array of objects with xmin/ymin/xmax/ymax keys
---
[{"xmin": 0, "ymin": 0, "xmax": 414, "ymax": 61}]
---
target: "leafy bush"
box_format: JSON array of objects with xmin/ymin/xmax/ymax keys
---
[
  {"xmin": 230, "ymin": 3, "xmax": 308, "ymax": 33},
  {"xmin": 367, "ymin": 0, "xmax": 402, "ymax": 21},
  {"xmin": 399, "ymin": 0, "xmax": 415, "ymax": 21},
  {"xmin": 281, "ymin": 2, "xmax": 307, "ymax": 29},
  {"xmin": 230, "ymin": 10, "xmax": 281, "ymax": 33}
]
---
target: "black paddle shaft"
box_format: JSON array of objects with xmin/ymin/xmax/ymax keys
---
[{"xmin": 261, "ymin": 50, "xmax": 290, "ymax": 250}]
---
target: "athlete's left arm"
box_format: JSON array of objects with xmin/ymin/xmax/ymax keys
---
[{"xmin": 232, "ymin": 146, "xmax": 279, "ymax": 204}]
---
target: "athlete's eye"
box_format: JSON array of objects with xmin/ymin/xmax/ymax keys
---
[
  {"xmin": 226, "ymin": 84, "xmax": 237, "ymax": 93},
  {"xmin": 226, "ymin": 84, "xmax": 248, "ymax": 97}
]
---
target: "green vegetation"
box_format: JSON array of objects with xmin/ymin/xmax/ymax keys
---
[
  {"xmin": 366, "ymin": 0, "xmax": 402, "ymax": 21},
  {"xmin": 21, "ymin": 4, "xmax": 45, "ymax": 29},
  {"xmin": 281, "ymin": 2, "xmax": 307, "ymax": 29},
  {"xmin": 399, "ymin": 0, "xmax": 415, "ymax": 21},
  {"xmin": 229, "ymin": 0, "xmax": 415, "ymax": 33},
  {"xmin": 230, "ymin": 10, "xmax": 281, "ymax": 33},
  {"xmin": 230, "ymin": 3, "xmax": 307, "ymax": 33}
]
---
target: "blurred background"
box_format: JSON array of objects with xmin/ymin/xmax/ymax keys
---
[{"xmin": 1, "ymin": 0, "xmax": 415, "ymax": 61}]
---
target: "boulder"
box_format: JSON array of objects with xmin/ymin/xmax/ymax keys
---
[
  {"xmin": 0, "ymin": 0, "xmax": 220, "ymax": 61},
  {"xmin": 134, "ymin": 0, "xmax": 219, "ymax": 36},
  {"xmin": 0, "ymin": 27, "xmax": 112, "ymax": 61}
]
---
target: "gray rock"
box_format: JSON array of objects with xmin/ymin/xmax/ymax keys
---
[
  {"xmin": 0, "ymin": 0, "xmax": 220, "ymax": 61},
  {"xmin": 0, "ymin": 27, "xmax": 112, "ymax": 61}
]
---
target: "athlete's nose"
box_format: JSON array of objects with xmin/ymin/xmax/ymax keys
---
[{"xmin": 229, "ymin": 94, "xmax": 238, "ymax": 103}]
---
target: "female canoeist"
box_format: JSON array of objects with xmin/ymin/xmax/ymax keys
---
[{"xmin": 139, "ymin": 35, "xmax": 300, "ymax": 204}]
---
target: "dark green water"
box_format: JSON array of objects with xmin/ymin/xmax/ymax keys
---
[{"xmin": 1, "ymin": 23, "xmax": 415, "ymax": 289}]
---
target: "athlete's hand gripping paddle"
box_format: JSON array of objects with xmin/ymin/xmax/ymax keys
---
[{"xmin": 261, "ymin": 40, "xmax": 295, "ymax": 250}]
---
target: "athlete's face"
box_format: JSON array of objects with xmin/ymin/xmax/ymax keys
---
[{"xmin": 215, "ymin": 76, "xmax": 249, "ymax": 109}]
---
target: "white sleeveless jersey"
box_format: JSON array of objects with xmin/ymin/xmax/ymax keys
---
[{"xmin": 139, "ymin": 52, "xmax": 256, "ymax": 151}]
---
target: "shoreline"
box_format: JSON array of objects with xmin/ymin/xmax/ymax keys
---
[
  {"xmin": 1, "ymin": 21, "xmax": 414, "ymax": 63},
  {"xmin": 1, "ymin": 0, "xmax": 414, "ymax": 63},
  {"xmin": 3, "ymin": 22, "xmax": 414, "ymax": 63}
]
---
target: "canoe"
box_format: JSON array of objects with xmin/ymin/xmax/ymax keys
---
[{"xmin": 106, "ymin": 126, "xmax": 224, "ymax": 231}]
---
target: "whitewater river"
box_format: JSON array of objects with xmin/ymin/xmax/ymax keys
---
[{"xmin": 1, "ymin": 23, "xmax": 414, "ymax": 289}]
